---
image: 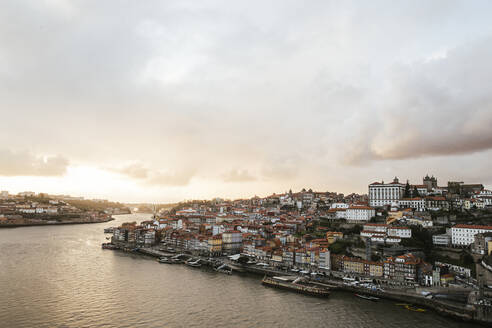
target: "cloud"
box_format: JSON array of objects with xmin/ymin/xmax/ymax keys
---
[
  {"xmin": 222, "ymin": 169, "xmax": 256, "ymax": 182},
  {"xmin": 113, "ymin": 163, "xmax": 149, "ymax": 179},
  {"xmin": 110, "ymin": 163, "xmax": 194, "ymax": 187},
  {"xmin": 344, "ymin": 36, "xmax": 492, "ymax": 163},
  {"xmin": 0, "ymin": 149, "xmax": 68, "ymax": 176},
  {"xmin": 147, "ymin": 169, "xmax": 196, "ymax": 187},
  {"xmin": 2, "ymin": 1, "xmax": 492, "ymax": 199},
  {"xmin": 261, "ymin": 156, "xmax": 299, "ymax": 180}
]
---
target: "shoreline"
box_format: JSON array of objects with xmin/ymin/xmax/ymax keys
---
[
  {"xmin": 0, "ymin": 217, "xmax": 115, "ymax": 228},
  {"xmin": 105, "ymin": 244, "xmax": 491, "ymax": 326}
]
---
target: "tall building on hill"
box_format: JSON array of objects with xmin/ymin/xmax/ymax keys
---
[
  {"xmin": 368, "ymin": 177, "xmax": 404, "ymax": 207},
  {"xmin": 423, "ymin": 175, "xmax": 437, "ymax": 191}
]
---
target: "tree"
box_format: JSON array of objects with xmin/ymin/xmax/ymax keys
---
[
  {"xmin": 404, "ymin": 182, "xmax": 411, "ymax": 198},
  {"xmin": 413, "ymin": 186, "xmax": 420, "ymax": 198}
]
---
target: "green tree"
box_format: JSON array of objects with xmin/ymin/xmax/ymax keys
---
[{"xmin": 404, "ymin": 182, "xmax": 411, "ymax": 198}]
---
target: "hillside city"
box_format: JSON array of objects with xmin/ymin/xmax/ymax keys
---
[
  {"xmin": 108, "ymin": 175, "xmax": 492, "ymax": 294},
  {"xmin": 3, "ymin": 175, "xmax": 492, "ymax": 320}
]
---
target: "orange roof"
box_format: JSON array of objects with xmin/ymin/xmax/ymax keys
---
[
  {"xmin": 348, "ymin": 206, "xmax": 374, "ymax": 210},
  {"xmin": 453, "ymin": 224, "xmax": 492, "ymax": 230}
]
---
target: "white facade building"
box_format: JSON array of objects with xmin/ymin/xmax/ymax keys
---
[
  {"xmin": 398, "ymin": 198, "xmax": 426, "ymax": 211},
  {"xmin": 222, "ymin": 231, "xmax": 242, "ymax": 244},
  {"xmin": 346, "ymin": 206, "xmax": 375, "ymax": 222},
  {"xmin": 433, "ymin": 234, "xmax": 451, "ymax": 246},
  {"xmin": 318, "ymin": 249, "xmax": 331, "ymax": 270},
  {"xmin": 451, "ymin": 224, "xmax": 492, "ymax": 246},
  {"xmin": 368, "ymin": 177, "xmax": 404, "ymax": 207},
  {"xmin": 330, "ymin": 203, "xmax": 349, "ymax": 209},
  {"xmin": 363, "ymin": 223, "xmax": 387, "ymax": 233},
  {"xmin": 387, "ymin": 227, "xmax": 412, "ymax": 238}
]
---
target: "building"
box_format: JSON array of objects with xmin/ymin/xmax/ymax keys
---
[
  {"xmin": 471, "ymin": 232, "xmax": 492, "ymax": 255},
  {"xmin": 423, "ymin": 175, "xmax": 438, "ymax": 191},
  {"xmin": 369, "ymin": 177, "xmax": 404, "ymax": 207},
  {"xmin": 222, "ymin": 231, "xmax": 242, "ymax": 254},
  {"xmin": 398, "ymin": 198, "xmax": 425, "ymax": 211},
  {"xmin": 425, "ymin": 196, "xmax": 449, "ymax": 211},
  {"xmin": 387, "ymin": 227, "xmax": 412, "ymax": 239},
  {"xmin": 345, "ymin": 206, "xmax": 375, "ymax": 222},
  {"xmin": 451, "ymin": 224, "xmax": 492, "ymax": 246},
  {"xmin": 384, "ymin": 253, "xmax": 421, "ymax": 282},
  {"xmin": 208, "ymin": 235, "xmax": 223, "ymax": 256},
  {"xmin": 433, "ymin": 233, "xmax": 451, "ymax": 247},
  {"xmin": 363, "ymin": 223, "xmax": 387, "ymax": 233},
  {"xmin": 318, "ymin": 249, "xmax": 331, "ymax": 270},
  {"xmin": 325, "ymin": 231, "xmax": 343, "ymax": 244}
]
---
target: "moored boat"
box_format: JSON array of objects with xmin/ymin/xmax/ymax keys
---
[
  {"xmin": 101, "ymin": 243, "xmax": 117, "ymax": 250},
  {"xmin": 396, "ymin": 303, "xmax": 427, "ymax": 312},
  {"xmin": 186, "ymin": 259, "xmax": 202, "ymax": 268},
  {"xmin": 158, "ymin": 257, "xmax": 175, "ymax": 264},
  {"xmin": 262, "ymin": 276, "xmax": 330, "ymax": 297},
  {"xmin": 214, "ymin": 263, "xmax": 232, "ymax": 275},
  {"xmin": 355, "ymin": 293, "xmax": 379, "ymax": 301}
]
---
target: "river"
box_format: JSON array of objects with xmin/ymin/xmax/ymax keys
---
[{"xmin": 0, "ymin": 214, "xmax": 483, "ymax": 328}]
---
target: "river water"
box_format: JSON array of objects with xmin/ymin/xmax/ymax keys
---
[{"xmin": 0, "ymin": 214, "xmax": 482, "ymax": 328}]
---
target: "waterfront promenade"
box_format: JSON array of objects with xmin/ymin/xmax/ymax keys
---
[{"xmin": 106, "ymin": 244, "xmax": 491, "ymax": 325}]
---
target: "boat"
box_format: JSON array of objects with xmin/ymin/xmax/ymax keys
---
[
  {"xmin": 355, "ymin": 294, "xmax": 379, "ymax": 301},
  {"xmin": 101, "ymin": 243, "xmax": 117, "ymax": 250},
  {"xmin": 405, "ymin": 305, "xmax": 426, "ymax": 312},
  {"xmin": 214, "ymin": 264, "xmax": 232, "ymax": 275},
  {"xmin": 262, "ymin": 276, "xmax": 330, "ymax": 297},
  {"xmin": 396, "ymin": 303, "xmax": 427, "ymax": 312},
  {"xmin": 158, "ymin": 257, "xmax": 176, "ymax": 264},
  {"xmin": 186, "ymin": 259, "xmax": 202, "ymax": 268}
]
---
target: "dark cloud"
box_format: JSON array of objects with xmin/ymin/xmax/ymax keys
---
[
  {"xmin": 0, "ymin": 149, "xmax": 68, "ymax": 176},
  {"xmin": 344, "ymin": 37, "xmax": 492, "ymax": 163}
]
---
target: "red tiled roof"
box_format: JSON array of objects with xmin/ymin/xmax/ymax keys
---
[{"xmin": 453, "ymin": 224, "xmax": 492, "ymax": 230}]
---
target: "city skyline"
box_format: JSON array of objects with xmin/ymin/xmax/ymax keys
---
[
  {"xmin": 2, "ymin": 1, "xmax": 492, "ymax": 202},
  {"xmin": 0, "ymin": 173, "xmax": 488, "ymax": 204}
]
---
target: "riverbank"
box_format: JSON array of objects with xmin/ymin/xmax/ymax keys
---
[
  {"xmin": 237, "ymin": 263, "xmax": 491, "ymax": 325},
  {"xmin": 0, "ymin": 216, "xmax": 114, "ymax": 228},
  {"xmin": 104, "ymin": 244, "xmax": 491, "ymax": 326}
]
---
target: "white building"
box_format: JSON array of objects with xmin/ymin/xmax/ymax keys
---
[
  {"xmin": 387, "ymin": 227, "xmax": 412, "ymax": 238},
  {"xmin": 346, "ymin": 206, "xmax": 375, "ymax": 222},
  {"xmin": 398, "ymin": 197, "xmax": 426, "ymax": 211},
  {"xmin": 368, "ymin": 177, "xmax": 404, "ymax": 207},
  {"xmin": 363, "ymin": 223, "xmax": 387, "ymax": 233},
  {"xmin": 327, "ymin": 208, "xmax": 346, "ymax": 219},
  {"xmin": 330, "ymin": 203, "xmax": 349, "ymax": 209},
  {"xmin": 432, "ymin": 234, "xmax": 451, "ymax": 246},
  {"xmin": 222, "ymin": 231, "xmax": 242, "ymax": 244},
  {"xmin": 318, "ymin": 249, "xmax": 331, "ymax": 270},
  {"xmin": 451, "ymin": 224, "xmax": 492, "ymax": 246}
]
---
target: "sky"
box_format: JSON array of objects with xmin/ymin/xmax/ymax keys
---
[{"xmin": 1, "ymin": 0, "xmax": 492, "ymax": 203}]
